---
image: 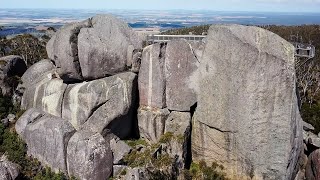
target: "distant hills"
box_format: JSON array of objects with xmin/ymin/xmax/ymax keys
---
[{"xmin": 1, "ymin": 9, "xmax": 320, "ymax": 37}]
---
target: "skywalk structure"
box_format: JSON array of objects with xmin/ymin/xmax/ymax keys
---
[{"xmin": 147, "ymin": 35, "xmax": 316, "ymax": 59}]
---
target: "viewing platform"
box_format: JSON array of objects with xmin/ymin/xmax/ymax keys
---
[{"xmin": 147, "ymin": 34, "xmax": 316, "ymax": 59}]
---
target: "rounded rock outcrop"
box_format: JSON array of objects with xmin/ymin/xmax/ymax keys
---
[{"xmin": 46, "ymin": 14, "xmax": 143, "ymax": 82}]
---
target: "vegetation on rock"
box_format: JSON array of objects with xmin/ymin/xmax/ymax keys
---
[
  {"xmin": 123, "ymin": 133, "xmax": 228, "ymax": 180},
  {"xmin": 0, "ymin": 94, "xmax": 72, "ymax": 179},
  {"xmin": 183, "ymin": 160, "xmax": 228, "ymax": 180}
]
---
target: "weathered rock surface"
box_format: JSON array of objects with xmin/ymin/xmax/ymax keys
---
[
  {"xmin": 0, "ymin": 155, "xmax": 20, "ymax": 180},
  {"xmin": 303, "ymin": 121, "xmax": 315, "ymax": 132},
  {"xmin": 15, "ymin": 108, "xmax": 43, "ymax": 137},
  {"xmin": 123, "ymin": 167, "xmax": 148, "ymax": 180},
  {"xmin": 138, "ymin": 43, "xmax": 166, "ymax": 109},
  {"xmin": 165, "ymin": 40, "xmax": 198, "ymax": 111},
  {"xmin": 78, "ymin": 15, "xmax": 142, "ymax": 80},
  {"xmin": 0, "ymin": 55, "xmax": 27, "ymax": 95},
  {"xmin": 15, "ymin": 108, "xmax": 75, "ymax": 173},
  {"xmin": 110, "ymin": 138, "xmax": 132, "ymax": 165},
  {"xmin": 164, "ymin": 111, "xmax": 191, "ymax": 169},
  {"xmin": 192, "ymin": 24, "xmax": 302, "ymax": 179},
  {"xmin": 21, "ymin": 59, "xmax": 56, "ymax": 85},
  {"xmin": 67, "ymin": 130, "xmax": 113, "ymax": 180},
  {"xmin": 138, "ymin": 107, "xmax": 170, "ymax": 143},
  {"xmin": 306, "ymin": 149, "xmax": 320, "ymax": 180},
  {"xmin": 21, "ymin": 78, "xmax": 67, "ymax": 117},
  {"xmin": 113, "ymin": 165, "xmax": 127, "ymax": 177},
  {"xmin": 46, "ymin": 20, "xmax": 91, "ymax": 81},
  {"xmin": 307, "ymin": 136, "xmax": 320, "ymax": 148},
  {"xmin": 63, "ymin": 72, "xmax": 137, "ymax": 135}
]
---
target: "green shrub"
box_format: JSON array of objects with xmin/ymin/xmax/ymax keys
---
[
  {"xmin": 124, "ymin": 138, "xmax": 148, "ymax": 147},
  {"xmin": 0, "ymin": 34, "xmax": 47, "ymax": 66},
  {"xmin": 159, "ymin": 132, "xmax": 174, "ymax": 144},
  {"xmin": 34, "ymin": 167, "xmax": 66, "ymax": 180},
  {"xmin": 301, "ymin": 102, "xmax": 320, "ymax": 134},
  {"xmin": 185, "ymin": 160, "xmax": 228, "ymax": 180},
  {"xmin": 0, "ymin": 121, "xmax": 72, "ymax": 179},
  {"xmin": 0, "ymin": 92, "xmax": 14, "ymax": 119},
  {"xmin": 1, "ymin": 128, "xmax": 27, "ymax": 164},
  {"xmin": 120, "ymin": 169, "xmax": 127, "ymax": 176}
]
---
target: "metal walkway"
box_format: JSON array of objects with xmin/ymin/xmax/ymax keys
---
[
  {"xmin": 147, "ymin": 35, "xmax": 206, "ymax": 44},
  {"xmin": 147, "ymin": 35, "xmax": 316, "ymax": 59},
  {"xmin": 291, "ymin": 42, "xmax": 315, "ymax": 59}
]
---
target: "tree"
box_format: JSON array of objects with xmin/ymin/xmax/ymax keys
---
[{"xmin": 0, "ymin": 34, "xmax": 48, "ymax": 66}]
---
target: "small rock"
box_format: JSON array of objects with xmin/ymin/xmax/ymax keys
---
[
  {"xmin": 308, "ymin": 136, "xmax": 320, "ymax": 148},
  {"xmin": 7, "ymin": 114, "xmax": 15, "ymax": 122},
  {"xmin": 136, "ymin": 145, "xmax": 146, "ymax": 152},
  {"xmin": 124, "ymin": 167, "xmax": 148, "ymax": 180},
  {"xmin": 110, "ymin": 138, "xmax": 132, "ymax": 165},
  {"xmin": 303, "ymin": 121, "xmax": 315, "ymax": 131},
  {"xmin": 113, "ymin": 165, "xmax": 127, "ymax": 177}
]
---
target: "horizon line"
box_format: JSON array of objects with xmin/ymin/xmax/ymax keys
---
[{"xmin": 1, "ymin": 8, "xmax": 320, "ymax": 14}]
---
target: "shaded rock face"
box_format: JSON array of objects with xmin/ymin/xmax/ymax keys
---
[
  {"xmin": 15, "ymin": 108, "xmax": 75, "ymax": 173},
  {"xmin": 110, "ymin": 137, "xmax": 132, "ymax": 165},
  {"xmin": 67, "ymin": 130, "xmax": 113, "ymax": 180},
  {"xmin": 138, "ymin": 40, "xmax": 203, "ymax": 142},
  {"xmin": 78, "ymin": 15, "xmax": 142, "ymax": 80},
  {"xmin": 306, "ymin": 149, "xmax": 320, "ymax": 180},
  {"xmin": 164, "ymin": 112, "xmax": 191, "ymax": 170},
  {"xmin": 192, "ymin": 24, "xmax": 302, "ymax": 179},
  {"xmin": 77, "ymin": 72, "xmax": 137, "ymax": 139},
  {"xmin": 70, "ymin": 72, "xmax": 137, "ymax": 138},
  {"xmin": 47, "ymin": 15, "xmax": 142, "ymax": 82},
  {"xmin": 0, "ymin": 55, "xmax": 27, "ymax": 96},
  {"xmin": 138, "ymin": 107, "xmax": 170, "ymax": 143}
]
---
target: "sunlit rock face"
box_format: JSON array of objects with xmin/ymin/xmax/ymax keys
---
[{"xmin": 192, "ymin": 24, "xmax": 302, "ymax": 180}]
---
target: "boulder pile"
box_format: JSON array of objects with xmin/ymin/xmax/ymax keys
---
[{"xmin": 12, "ymin": 15, "xmax": 305, "ymax": 180}]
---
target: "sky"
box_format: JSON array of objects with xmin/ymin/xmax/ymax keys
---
[{"xmin": 1, "ymin": 0, "xmax": 320, "ymax": 12}]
